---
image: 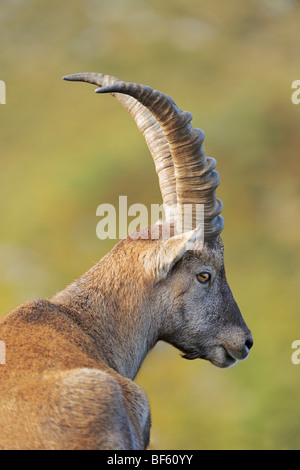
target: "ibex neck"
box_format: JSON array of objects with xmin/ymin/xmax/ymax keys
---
[{"xmin": 52, "ymin": 245, "xmax": 159, "ymax": 380}]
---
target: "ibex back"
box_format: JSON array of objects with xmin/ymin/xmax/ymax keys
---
[{"xmin": 0, "ymin": 73, "xmax": 253, "ymax": 450}]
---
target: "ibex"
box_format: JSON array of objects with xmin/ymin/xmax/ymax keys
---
[{"xmin": 0, "ymin": 72, "xmax": 253, "ymax": 450}]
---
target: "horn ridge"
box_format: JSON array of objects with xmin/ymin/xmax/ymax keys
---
[
  {"xmin": 66, "ymin": 74, "xmax": 224, "ymax": 239},
  {"xmin": 63, "ymin": 72, "xmax": 178, "ymax": 221}
]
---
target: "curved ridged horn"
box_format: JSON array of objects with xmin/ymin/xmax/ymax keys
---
[
  {"xmin": 92, "ymin": 80, "xmax": 224, "ymax": 240},
  {"xmin": 63, "ymin": 73, "xmax": 177, "ymax": 222}
]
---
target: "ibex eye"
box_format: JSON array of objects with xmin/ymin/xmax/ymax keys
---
[{"xmin": 197, "ymin": 272, "xmax": 211, "ymax": 284}]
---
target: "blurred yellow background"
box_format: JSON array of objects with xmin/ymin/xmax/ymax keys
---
[{"xmin": 1, "ymin": 0, "xmax": 300, "ymax": 450}]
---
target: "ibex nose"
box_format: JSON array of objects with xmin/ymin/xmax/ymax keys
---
[
  {"xmin": 245, "ymin": 336, "xmax": 254, "ymax": 352},
  {"xmin": 225, "ymin": 331, "xmax": 253, "ymax": 361},
  {"xmin": 241, "ymin": 333, "xmax": 254, "ymax": 360}
]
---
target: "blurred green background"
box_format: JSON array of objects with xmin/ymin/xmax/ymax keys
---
[{"xmin": 1, "ymin": 0, "xmax": 300, "ymax": 450}]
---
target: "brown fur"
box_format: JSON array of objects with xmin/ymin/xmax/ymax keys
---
[
  {"xmin": 0, "ymin": 227, "xmax": 252, "ymax": 449},
  {"xmin": 0, "ymin": 236, "xmax": 151, "ymax": 449}
]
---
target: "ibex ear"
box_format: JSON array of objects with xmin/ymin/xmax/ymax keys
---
[{"xmin": 142, "ymin": 226, "xmax": 203, "ymax": 280}]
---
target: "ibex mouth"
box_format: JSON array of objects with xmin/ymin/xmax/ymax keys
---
[
  {"xmin": 222, "ymin": 348, "xmax": 238, "ymax": 368},
  {"xmin": 181, "ymin": 350, "xmax": 206, "ymax": 361},
  {"xmin": 182, "ymin": 347, "xmax": 238, "ymax": 368},
  {"xmin": 223, "ymin": 344, "xmax": 251, "ymax": 362},
  {"xmin": 180, "ymin": 345, "xmax": 248, "ymax": 368}
]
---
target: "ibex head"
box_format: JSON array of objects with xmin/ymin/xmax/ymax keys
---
[{"xmin": 63, "ymin": 73, "xmax": 253, "ymax": 370}]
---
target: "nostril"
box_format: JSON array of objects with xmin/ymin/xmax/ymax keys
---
[{"xmin": 245, "ymin": 338, "xmax": 254, "ymax": 351}]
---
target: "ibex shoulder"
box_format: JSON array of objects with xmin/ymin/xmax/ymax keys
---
[{"xmin": 0, "ymin": 367, "xmax": 150, "ymax": 450}]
